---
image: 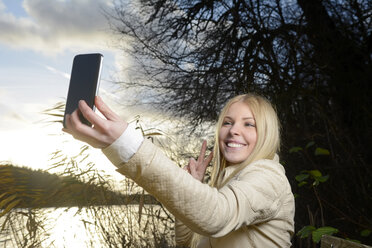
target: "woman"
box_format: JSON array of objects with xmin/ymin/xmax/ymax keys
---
[{"xmin": 63, "ymin": 93, "xmax": 295, "ymax": 247}]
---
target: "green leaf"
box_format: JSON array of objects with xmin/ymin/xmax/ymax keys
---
[
  {"xmin": 361, "ymin": 229, "xmax": 371, "ymax": 237},
  {"xmin": 315, "ymin": 147, "xmax": 330, "ymax": 156},
  {"xmin": 312, "ymin": 226, "xmax": 338, "ymax": 243},
  {"xmin": 297, "ymin": 225, "xmax": 316, "ymax": 238},
  {"xmin": 309, "ymin": 170, "xmax": 322, "ymax": 178},
  {"xmin": 318, "ymin": 175, "xmax": 329, "ymax": 183},
  {"xmin": 298, "ymin": 181, "xmax": 307, "ymax": 187},
  {"xmin": 289, "ymin": 146, "xmax": 303, "ymax": 153},
  {"xmin": 295, "ymin": 173, "xmax": 309, "ymax": 182},
  {"xmin": 306, "ymin": 141, "xmax": 315, "ymax": 149}
]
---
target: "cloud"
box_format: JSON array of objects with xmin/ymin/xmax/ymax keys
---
[
  {"xmin": 45, "ymin": 65, "xmax": 70, "ymax": 79},
  {"xmin": 0, "ymin": 0, "xmax": 117, "ymax": 55}
]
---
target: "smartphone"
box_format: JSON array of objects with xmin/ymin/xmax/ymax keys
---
[{"xmin": 63, "ymin": 53, "xmax": 103, "ymax": 128}]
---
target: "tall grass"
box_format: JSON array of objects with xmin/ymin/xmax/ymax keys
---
[
  {"xmin": 1, "ymin": 112, "xmax": 178, "ymax": 247},
  {"xmin": 1, "ymin": 101, "xmax": 212, "ymax": 247}
]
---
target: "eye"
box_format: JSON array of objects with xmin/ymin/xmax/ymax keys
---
[
  {"xmin": 245, "ymin": 122, "xmax": 256, "ymax": 127},
  {"xmin": 222, "ymin": 120, "xmax": 232, "ymax": 126}
]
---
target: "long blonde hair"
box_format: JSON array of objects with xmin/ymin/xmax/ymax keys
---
[
  {"xmin": 190, "ymin": 93, "xmax": 281, "ymax": 247},
  {"xmin": 210, "ymin": 93, "xmax": 281, "ymax": 188}
]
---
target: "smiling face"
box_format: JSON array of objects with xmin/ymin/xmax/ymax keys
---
[{"xmin": 218, "ymin": 101, "xmax": 258, "ymax": 166}]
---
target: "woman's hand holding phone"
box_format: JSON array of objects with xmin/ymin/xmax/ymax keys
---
[{"xmin": 63, "ymin": 96, "xmax": 127, "ymax": 149}]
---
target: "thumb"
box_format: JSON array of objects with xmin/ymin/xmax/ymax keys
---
[{"xmin": 183, "ymin": 164, "xmax": 190, "ymax": 173}]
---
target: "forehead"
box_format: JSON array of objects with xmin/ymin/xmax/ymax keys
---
[{"xmin": 225, "ymin": 101, "xmax": 254, "ymax": 117}]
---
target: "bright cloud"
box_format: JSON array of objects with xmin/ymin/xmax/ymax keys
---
[
  {"xmin": 45, "ymin": 65, "xmax": 70, "ymax": 79},
  {"xmin": 0, "ymin": 0, "xmax": 117, "ymax": 54}
]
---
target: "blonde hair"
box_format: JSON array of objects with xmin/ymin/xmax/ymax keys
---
[
  {"xmin": 210, "ymin": 93, "xmax": 281, "ymax": 188},
  {"xmin": 190, "ymin": 93, "xmax": 281, "ymax": 247}
]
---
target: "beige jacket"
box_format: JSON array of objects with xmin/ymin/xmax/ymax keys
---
[{"xmin": 103, "ymin": 139, "xmax": 295, "ymax": 248}]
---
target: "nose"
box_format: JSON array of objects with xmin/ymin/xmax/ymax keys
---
[{"xmin": 229, "ymin": 123, "xmax": 241, "ymax": 136}]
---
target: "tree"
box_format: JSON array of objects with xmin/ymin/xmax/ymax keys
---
[
  {"xmin": 110, "ymin": 0, "xmax": 372, "ymax": 245},
  {"xmin": 112, "ymin": 0, "xmax": 305, "ymax": 125}
]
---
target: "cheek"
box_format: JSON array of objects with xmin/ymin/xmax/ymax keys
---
[
  {"xmin": 246, "ymin": 130, "xmax": 258, "ymax": 147},
  {"xmin": 251, "ymin": 132, "xmax": 258, "ymax": 144},
  {"xmin": 218, "ymin": 128, "xmax": 227, "ymax": 142}
]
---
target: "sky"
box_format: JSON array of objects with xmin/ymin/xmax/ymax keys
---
[{"xmin": 0, "ymin": 0, "xmax": 134, "ymax": 177}]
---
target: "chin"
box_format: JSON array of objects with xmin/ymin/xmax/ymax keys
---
[{"xmin": 226, "ymin": 159, "xmax": 245, "ymax": 166}]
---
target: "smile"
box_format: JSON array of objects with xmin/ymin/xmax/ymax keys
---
[{"xmin": 227, "ymin": 142, "xmax": 245, "ymax": 148}]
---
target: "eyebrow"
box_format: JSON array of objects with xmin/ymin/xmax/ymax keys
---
[{"xmin": 224, "ymin": 116, "xmax": 255, "ymax": 120}]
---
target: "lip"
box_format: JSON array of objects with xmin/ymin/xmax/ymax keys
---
[{"xmin": 225, "ymin": 140, "xmax": 247, "ymax": 148}]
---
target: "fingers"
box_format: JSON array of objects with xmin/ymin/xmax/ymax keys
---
[
  {"xmin": 183, "ymin": 164, "xmax": 191, "ymax": 173},
  {"xmin": 63, "ymin": 111, "xmax": 105, "ymax": 148},
  {"xmin": 95, "ymin": 96, "xmax": 120, "ymax": 121},
  {"xmin": 197, "ymin": 140, "xmax": 208, "ymax": 162},
  {"xmin": 78, "ymin": 100, "xmax": 106, "ymax": 128},
  {"xmin": 188, "ymin": 158, "xmax": 197, "ymax": 172},
  {"xmin": 62, "ymin": 114, "xmax": 73, "ymax": 134},
  {"xmin": 197, "ymin": 140, "xmax": 213, "ymax": 166},
  {"xmin": 204, "ymin": 151, "xmax": 213, "ymax": 167},
  {"xmin": 185, "ymin": 143, "xmax": 213, "ymax": 182},
  {"xmin": 63, "ymin": 96, "xmax": 128, "ymax": 149},
  {"xmin": 66, "ymin": 108, "xmax": 98, "ymax": 138}
]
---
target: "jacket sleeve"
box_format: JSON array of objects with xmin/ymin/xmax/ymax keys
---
[
  {"xmin": 175, "ymin": 218, "xmax": 193, "ymax": 246},
  {"xmin": 103, "ymin": 139, "xmax": 288, "ymax": 238}
]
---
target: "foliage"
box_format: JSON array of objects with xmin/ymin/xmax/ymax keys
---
[
  {"xmin": 297, "ymin": 225, "xmax": 338, "ymax": 243},
  {"xmin": 295, "ymin": 169, "xmax": 329, "ymax": 187},
  {"xmin": 0, "ymin": 125, "xmax": 175, "ymax": 247},
  {"xmin": 111, "ymin": 0, "xmax": 371, "ymax": 137},
  {"xmin": 46, "ymin": 141, "xmax": 175, "ymax": 248},
  {"xmin": 0, "ymin": 163, "xmax": 50, "ymax": 247}
]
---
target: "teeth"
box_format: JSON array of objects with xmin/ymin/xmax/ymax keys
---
[{"xmin": 227, "ymin": 143, "xmax": 244, "ymax": 148}]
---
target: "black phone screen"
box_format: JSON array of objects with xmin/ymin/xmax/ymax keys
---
[{"xmin": 63, "ymin": 53, "xmax": 103, "ymax": 127}]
